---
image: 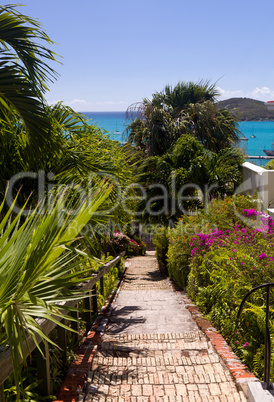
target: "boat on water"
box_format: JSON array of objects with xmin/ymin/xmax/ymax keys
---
[
  {"xmin": 250, "ymin": 127, "xmax": 256, "ymax": 138},
  {"xmin": 263, "ymin": 142, "xmax": 274, "ymax": 156},
  {"xmin": 112, "ymin": 121, "xmax": 121, "ymax": 136},
  {"xmin": 263, "ymin": 149, "xmax": 274, "ymax": 156}
]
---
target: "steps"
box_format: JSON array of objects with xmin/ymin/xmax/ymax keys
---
[
  {"xmin": 83, "ymin": 332, "xmax": 246, "ymax": 401},
  {"xmin": 77, "ymin": 253, "xmax": 248, "ymax": 401}
]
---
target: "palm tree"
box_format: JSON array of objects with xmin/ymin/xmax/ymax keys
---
[
  {"xmin": 0, "ymin": 4, "xmax": 58, "ymax": 146},
  {"xmin": 126, "ymin": 80, "xmax": 239, "ymax": 155},
  {"xmin": 136, "ymin": 135, "xmax": 244, "ymax": 223},
  {"xmin": 182, "ymin": 101, "xmax": 241, "ymax": 152},
  {"xmin": 150, "ymin": 80, "xmax": 218, "ymax": 115}
]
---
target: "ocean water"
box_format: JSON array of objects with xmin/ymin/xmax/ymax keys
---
[
  {"xmin": 238, "ymin": 121, "xmax": 274, "ymax": 165},
  {"xmin": 82, "ymin": 112, "xmax": 274, "ymax": 166},
  {"xmin": 83, "ymin": 111, "xmax": 129, "ymax": 142}
]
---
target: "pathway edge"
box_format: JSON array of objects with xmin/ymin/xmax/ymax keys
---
[
  {"xmin": 55, "ymin": 260, "xmax": 131, "ymax": 402},
  {"xmin": 168, "ymin": 279, "xmax": 274, "ymax": 401}
]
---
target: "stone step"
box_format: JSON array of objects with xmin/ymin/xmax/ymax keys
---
[
  {"xmin": 99, "ymin": 333, "xmax": 209, "ymax": 355},
  {"xmin": 104, "ymin": 331, "xmax": 205, "ymax": 341},
  {"xmin": 91, "ymin": 353, "xmax": 220, "ymax": 370},
  {"xmin": 88, "ymin": 363, "xmax": 232, "ymax": 386}
]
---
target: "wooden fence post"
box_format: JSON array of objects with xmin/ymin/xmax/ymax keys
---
[
  {"xmin": 100, "ymin": 276, "xmax": 104, "ymax": 297},
  {"xmin": 84, "ymin": 295, "xmax": 92, "ymax": 332},
  {"xmin": 71, "ymin": 302, "xmax": 80, "ymax": 345},
  {"xmin": 57, "ymin": 324, "xmax": 67, "ymax": 365},
  {"xmin": 36, "ymin": 341, "xmax": 51, "ymax": 396},
  {"xmin": 0, "ymin": 383, "xmax": 4, "ymax": 402},
  {"xmin": 92, "ymin": 284, "xmax": 98, "ymax": 317}
]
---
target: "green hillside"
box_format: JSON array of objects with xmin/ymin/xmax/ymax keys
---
[{"xmin": 217, "ymin": 97, "xmax": 274, "ymax": 121}]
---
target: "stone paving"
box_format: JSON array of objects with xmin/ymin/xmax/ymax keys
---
[{"xmin": 82, "ymin": 252, "xmax": 248, "ymax": 401}]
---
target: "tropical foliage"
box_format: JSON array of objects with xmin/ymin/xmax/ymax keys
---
[
  {"xmin": 188, "ymin": 209, "xmax": 274, "ymax": 380},
  {"xmin": 125, "ymin": 80, "xmax": 244, "ymax": 226},
  {"xmin": 0, "ymin": 101, "xmax": 136, "ymax": 232},
  {"xmin": 154, "ymin": 195, "xmax": 274, "ymax": 380},
  {"xmin": 265, "ymin": 159, "xmax": 274, "ymax": 170},
  {"xmin": 153, "ymin": 226, "xmax": 169, "ymax": 273},
  {"xmin": 0, "ymin": 4, "xmax": 137, "ymax": 399},
  {"xmin": 103, "ymin": 231, "xmax": 146, "ymax": 257},
  {"xmin": 0, "ymin": 182, "xmax": 113, "ymax": 399},
  {"xmin": 135, "ymin": 135, "xmax": 244, "ymax": 224},
  {"xmin": 0, "ymin": 4, "xmax": 58, "ymax": 148},
  {"xmin": 126, "ymin": 81, "xmax": 240, "ymax": 156}
]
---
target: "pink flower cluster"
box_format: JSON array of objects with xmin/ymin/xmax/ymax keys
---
[
  {"xmin": 190, "ymin": 209, "xmax": 274, "ymax": 260},
  {"xmin": 243, "ymin": 209, "xmax": 274, "ymax": 234}
]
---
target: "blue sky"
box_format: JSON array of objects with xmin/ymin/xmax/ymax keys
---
[{"xmin": 13, "ymin": 0, "xmax": 274, "ymax": 111}]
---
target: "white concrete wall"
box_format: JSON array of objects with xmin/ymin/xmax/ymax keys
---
[{"xmin": 241, "ymin": 162, "xmax": 274, "ymax": 211}]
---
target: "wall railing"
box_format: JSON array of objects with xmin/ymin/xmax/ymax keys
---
[{"xmin": 237, "ymin": 282, "xmax": 274, "ymax": 390}]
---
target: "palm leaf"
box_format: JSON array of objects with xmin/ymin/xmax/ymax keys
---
[
  {"xmin": 0, "ymin": 4, "xmax": 59, "ymax": 94},
  {"xmin": 0, "ymin": 181, "xmax": 113, "ymax": 398}
]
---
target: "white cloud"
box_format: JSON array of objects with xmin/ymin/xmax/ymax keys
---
[
  {"xmin": 252, "ymin": 86, "xmax": 271, "ymax": 95},
  {"xmin": 216, "ymin": 87, "xmax": 244, "ymax": 100},
  {"xmin": 248, "ymin": 87, "xmax": 274, "ymax": 101},
  {"xmin": 217, "ymin": 86, "xmax": 274, "ymax": 102},
  {"xmin": 70, "ymin": 99, "xmax": 87, "ymax": 104}
]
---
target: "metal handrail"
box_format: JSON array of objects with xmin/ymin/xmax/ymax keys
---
[{"xmin": 237, "ymin": 282, "xmax": 274, "ymax": 390}]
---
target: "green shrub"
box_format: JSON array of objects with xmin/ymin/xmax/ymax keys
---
[
  {"xmin": 164, "ymin": 195, "xmax": 273, "ymax": 379},
  {"xmin": 167, "ymin": 214, "xmax": 217, "ymax": 288},
  {"xmin": 153, "ymin": 227, "xmax": 169, "ymax": 273},
  {"xmin": 166, "ymin": 194, "xmax": 259, "ymax": 288},
  {"xmin": 186, "ymin": 209, "xmax": 274, "ymax": 380},
  {"xmin": 104, "ymin": 231, "xmax": 146, "ymax": 257}
]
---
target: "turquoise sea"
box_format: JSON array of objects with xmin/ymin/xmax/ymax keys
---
[
  {"xmin": 83, "ymin": 111, "xmax": 129, "ymax": 142},
  {"xmin": 83, "ymin": 112, "xmax": 274, "ymax": 166},
  {"xmin": 238, "ymin": 121, "xmax": 274, "ymax": 166}
]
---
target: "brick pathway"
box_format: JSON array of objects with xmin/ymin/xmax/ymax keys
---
[{"xmin": 81, "ymin": 252, "xmax": 248, "ymax": 401}]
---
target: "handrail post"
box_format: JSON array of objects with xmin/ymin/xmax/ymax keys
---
[
  {"xmin": 0, "ymin": 382, "xmax": 4, "ymax": 402},
  {"xmin": 100, "ymin": 276, "xmax": 104, "ymax": 297},
  {"xmin": 84, "ymin": 295, "xmax": 92, "ymax": 332},
  {"xmin": 57, "ymin": 324, "xmax": 67, "ymax": 365},
  {"xmin": 264, "ymin": 286, "xmax": 271, "ymax": 389},
  {"xmin": 37, "ymin": 341, "xmax": 51, "ymax": 397},
  {"xmin": 92, "ymin": 284, "xmax": 98, "ymax": 317},
  {"xmin": 71, "ymin": 302, "xmax": 80, "ymax": 345}
]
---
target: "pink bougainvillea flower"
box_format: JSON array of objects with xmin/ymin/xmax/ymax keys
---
[{"xmin": 243, "ymin": 209, "xmax": 256, "ymax": 217}]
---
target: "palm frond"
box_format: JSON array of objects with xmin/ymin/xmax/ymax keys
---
[
  {"xmin": 0, "ymin": 181, "xmax": 113, "ymax": 397},
  {"xmin": 0, "ymin": 4, "xmax": 59, "ymax": 94}
]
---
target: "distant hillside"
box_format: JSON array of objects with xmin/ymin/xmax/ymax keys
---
[{"xmin": 217, "ymin": 97, "xmax": 274, "ymax": 121}]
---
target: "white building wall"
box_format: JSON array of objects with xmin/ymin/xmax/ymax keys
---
[{"xmin": 241, "ymin": 162, "xmax": 274, "ymax": 214}]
